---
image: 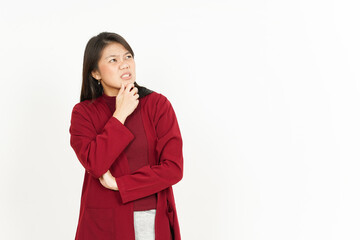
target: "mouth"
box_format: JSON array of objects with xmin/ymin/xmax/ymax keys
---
[{"xmin": 121, "ymin": 72, "xmax": 132, "ymax": 80}]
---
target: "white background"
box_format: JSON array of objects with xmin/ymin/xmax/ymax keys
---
[{"xmin": 1, "ymin": 0, "xmax": 360, "ymax": 239}]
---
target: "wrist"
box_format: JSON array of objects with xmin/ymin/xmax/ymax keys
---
[{"xmin": 113, "ymin": 112, "xmax": 126, "ymax": 124}]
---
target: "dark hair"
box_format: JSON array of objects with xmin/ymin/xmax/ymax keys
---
[{"xmin": 80, "ymin": 32, "xmax": 135, "ymax": 102}]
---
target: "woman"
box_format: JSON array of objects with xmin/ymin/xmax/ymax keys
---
[{"xmin": 69, "ymin": 32, "xmax": 183, "ymax": 240}]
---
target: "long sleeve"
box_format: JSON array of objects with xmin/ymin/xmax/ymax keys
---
[
  {"xmin": 69, "ymin": 103, "xmax": 135, "ymax": 179},
  {"xmin": 115, "ymin": 96, "xmax": 183, "ymax": 204}
]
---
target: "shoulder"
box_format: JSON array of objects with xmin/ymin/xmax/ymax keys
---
[
  {"xmin": 71, "ymin": 97, "xmax": 102, "ymax": 117},
  {"xmin": 142, "ymin": 91, "xmax": 172, "ymax": 110},
  {"xmin": 71, "ymin": 99, "xmax": 91, "ymax": 113}
]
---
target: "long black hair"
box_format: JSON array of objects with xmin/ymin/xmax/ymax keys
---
[{"xmin": 80, "ymin": 32, "xmax": 152, "ymax": 103}]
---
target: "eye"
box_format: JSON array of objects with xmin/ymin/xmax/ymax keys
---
[
  {"xmin": 109, "ymin": 58, "xmax": 117, "ymax": 63},
  {"xmin": 126, "ymin": 55, "xmax": 132, "ymax": 59}
]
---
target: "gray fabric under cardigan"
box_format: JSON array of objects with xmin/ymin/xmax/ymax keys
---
[{"xmin": 133, "ymin": 209, "xmax": 156, "ymax": 240}]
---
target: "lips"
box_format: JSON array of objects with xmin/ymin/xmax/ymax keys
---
[{"xmin": 121, "ymin": 72, "xmax": 131, "ymax": 79}]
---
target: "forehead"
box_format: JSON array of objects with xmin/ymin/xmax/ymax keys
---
[{"xmin": 101, "ymin": 42, "xmax": 129, "ymax": 57}]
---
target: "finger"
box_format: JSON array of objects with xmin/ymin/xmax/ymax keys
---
[
  {"xmin": 118, "ymin": 83, "xmax": 124, "ymax": 95},
  {"xmin": 125, "ymin": 82, "xmax": 134, "ymax": 92},
  {"xmin": 131, "ymin": 87, "xmax": 138, "ymax": 94}
]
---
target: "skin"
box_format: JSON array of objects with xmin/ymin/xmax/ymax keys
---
[{"xmin": 91, "ymin": 42, "xmax": 140, "ymax": 191}]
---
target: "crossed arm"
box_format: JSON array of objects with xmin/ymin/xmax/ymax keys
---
[{"xmin": 69, "ymin": 95, "xmax": 183, "ymax": 204}]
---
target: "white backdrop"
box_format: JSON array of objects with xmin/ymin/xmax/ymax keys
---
[{"xmin": 1, "ymin": 0, "xmax": 360, "ymax": 239}]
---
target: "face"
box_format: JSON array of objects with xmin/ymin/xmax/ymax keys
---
[{"xmin": 91, "ymin": 42, "xmax": 136, "ymax": 96}]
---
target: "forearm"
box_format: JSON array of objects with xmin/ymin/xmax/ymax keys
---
[{"xmin": 70, "ymin": 106, "xmax": 134, "ymax": 178}]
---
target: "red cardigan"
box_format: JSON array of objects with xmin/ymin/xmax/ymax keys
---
[{"xmin": 69, "ymin": 90, "xmax": 183, "ymax": 240}]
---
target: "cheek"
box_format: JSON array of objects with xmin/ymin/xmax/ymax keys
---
[{"xmin": 102, "ymin": 66, "xmax": 116, "ymax": 75}]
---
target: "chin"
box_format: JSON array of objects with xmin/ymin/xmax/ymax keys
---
[
  {"xmin": 127, "ymin": 79, "xmax": 135, "ymax": 84},
  {"xmin": 119, "ymin": 79, "xmax": 134, "ymax": 86}
]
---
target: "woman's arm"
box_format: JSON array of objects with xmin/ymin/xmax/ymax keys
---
[
  {"xmin": 115, "ymin": 95, "xmax": 183, "ymax": 204},
  {"xmin": 69, "ymin": 103, "xmax": 135, "ymax": 179}
]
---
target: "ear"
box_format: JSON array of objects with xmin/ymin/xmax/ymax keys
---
[{"xmin": 91, "ymin": 70, "xmax": 101, "ymax": 80}]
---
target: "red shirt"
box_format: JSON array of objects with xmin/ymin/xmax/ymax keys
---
[
  {"xmin": 69, "ymin": 87, "xmax": 183, "ymax": 240},
  {"xmin": 102, "ymin": 92, "xmax": 157, "ymax": 210}
]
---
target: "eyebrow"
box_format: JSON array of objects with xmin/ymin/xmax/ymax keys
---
[{"xmin": 105, "ymin": 51, "xmax": 131, "ymax": 59}]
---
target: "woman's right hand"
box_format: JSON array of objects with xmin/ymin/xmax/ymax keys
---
[{"xmin": 113, "ymin": 82, "xmax": 139, "ymax": 124}]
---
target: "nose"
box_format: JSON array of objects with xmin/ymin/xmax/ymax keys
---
[{"xmin": 120, "ymin": 62, "xmax": 129, "ymax": 69}]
